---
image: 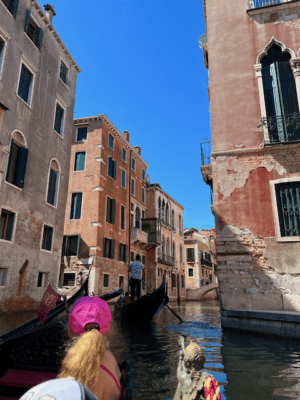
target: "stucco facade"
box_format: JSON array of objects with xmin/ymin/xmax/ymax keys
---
[
  {"xmin": 202, "ymin": 0, "xmax": 300, "ymax": 317},
  {"xmin": 0, "ymin": 0, "xmax": 80, "ymax": 312}
]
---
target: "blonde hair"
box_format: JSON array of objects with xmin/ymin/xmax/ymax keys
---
[
  {"xmin": 58, "ymin": 329, "xmax": 106, "ymax": 391},
  {"xmin": 184, "ymin": 341, "xmax": 206, "ymax": 371}
]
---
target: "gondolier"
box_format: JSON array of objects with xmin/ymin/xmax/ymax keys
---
[{"xmin": 129, "ymin": 254, "xmax": 144, "ymax": 301}]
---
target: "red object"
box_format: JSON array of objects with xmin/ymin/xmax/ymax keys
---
[
  {"xmin": 204, "ymin": 376, "xmax": 221, "ymax": 400},
  {"xmin": 37, "ymin": 284, "xmax": 61, "ymax": 323}
]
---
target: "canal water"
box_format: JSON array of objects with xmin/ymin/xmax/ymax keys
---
[{"xmin": 2, "ymin": 300, "xmax": 300, "ymax": 399}]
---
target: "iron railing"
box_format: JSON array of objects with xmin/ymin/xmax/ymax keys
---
[
  {"xmin": 200, "ymin": 141, "xmax": 211, "ymax": 166},
  {"xmin": 261, "ymin": 114, "xmax": 300, "ymax": 145},
  {"xmin": 157, "ymin": 253, "xmax": 175, "ymax": 266},
  {"xmin": 201, "ymin": 258, "xmax": 213, "ymax": 268},
  {"xmin": 248, "ymin": 0, "xmax": 295, "ymax": 9},
  {"xmin": 160, "ymin": 219, "xmax": 172, "ymax": 229}
]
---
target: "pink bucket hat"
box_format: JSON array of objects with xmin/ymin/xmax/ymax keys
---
[{"xmin": 69, "ymin": 296, "xmax": 112, "ymax": 335}]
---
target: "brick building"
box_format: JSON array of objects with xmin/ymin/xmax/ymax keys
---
[
  {"xmin": 184, "ymin": 228, "xmax": 217, "ymax": 290},
  {"xmin": 145, "ymin": 183, "xmax": 186, "ymax": 300},
  {"xmin": 0, "ymin": 0, "xmax": 80, "ymax": 312},
  {"xmin": 61, "ymin": 115, "xmax": 151, "ymax": 296},
  {"xmin": 201, "ymin": 0, "xmax": 300, "ymax": 330}
]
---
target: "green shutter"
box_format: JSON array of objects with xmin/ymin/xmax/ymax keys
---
[
  {"xmin": 111, "ymin": 199, "xmax": 115, "ymax": 224},
  {"xmin": 24, "ymin": 9, "xmax": 31, "ymax": 33},
  {"xmin": 111, "ymin": 240, "xmax": 115, "ymax": 259},
  {"xmin": 108, "ymin": 157, "xmax": 113, "ymax": 177},
  {"xmin": 75, "ymin": 193, "xmax": 82, "ymax": 219},
  {"xmin": 10, "ymin": 0, "xmax": 20, "ymax": 18},
  {"xmin": 79, "ymin": 153, "xmax": 85, "ymax": 170},
  {"xmin": 106, "ymin": 197, "xmax": 111, "ymax": 223},
  {"xmin": 113, "ymin": 160, "xmax": 117, "ymax": 179},
  {"xmin": 15, "ymin": 147, "xmax": 28, "ymax": 188}
]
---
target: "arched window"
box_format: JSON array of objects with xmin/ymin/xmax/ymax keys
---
[
  {"xmin": 166, "ymin": 204, "xmax": 169, "ymax": 224},
  {"xmin": 158, "ymin": 197, "xmax": 161, "ymax": 219},
  {"xmin": 173, "ymin": 241, "xmax": 176, "ymax": 259},
  {"xmin": 171, "ymin": 210, "xmax": 175, "ymax": 229},
  {"xmin": 162, "ymin": 200, "xmax": 165, "ymax": 222},
  {"xmin": 135, "ymin": 207, "xmax": 140, "ymax": 229},
  {"xmin": 166, "ymin": 237, "xmax": 170, "ymax": 256},
  {"xmin": 261, "ymin": 44, "xmax": 299, "ymax": 143},
  {"xmin": 6, "ymin": 131, "xmax": 28, "ymax": 189},
  {"xmin": 47, "ymin": 159, "xmax": 60, "ymax": 206}
]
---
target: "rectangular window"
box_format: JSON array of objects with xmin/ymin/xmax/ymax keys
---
[
  {"xmin": 131, "ymin": 251, "xmax": 134, "ymax": 261},
  {"xmin": 142, "ymin": 170, "xmax": 145, "ymax": 180},
  {"xmin": 131, "ymin": 178, "xmax": 135, "ymax": 196},
  {"xmin": 181, "ymin": 275, "xmax": 185, "ymax": 288},
  {"xmin": 186, "ymin": 248, "xmax": 195, "ymax": 262},
  {"xmin": 275, "ymin": 181, "xmax": 300, "ymax": 237},
  {"xmin": 70, "ymin": 192, "xmax": 83, "ymax": 220},
  {"xmin": 18, "ymin": 64, "xmax": 33, "ymax": 105},
  {"xmin": 109, "ymin": 133, "xmax": 114, "ymax": 149},
  {"xmin": 74, "ymin": 152, "xmax": 86, "ymax": 171},
  {"xmin": 59, "ymin": 60, "xmax": 69, "ymax": 85},
  {"xmin": 142, "ymin": 188, "xmax": 145, "ymax": 204},
  {"xmin": 121, "ymin": 169, "xmax": 126, "ymax": 189},
  {"xmin": 41, "ymin": 225, "xmax": 53, "ymax": 251},
  {"xmin": 108, "ymin": 157, "xmax": 117, "ymax": 179},
  {"xmin": 47, "ymin": 169, "xmax": 59, "ymax": 206},
  {"xmin": 62, "ymin": 235, "xmax": 81, "ymax": 256},
  {"xmin": 24, "ymin": 9, "xmax": 43, "ymax": 50},
  {"xmin": 172, "ymin": 273, "xmax": 176, "ymax": 288},
  {"xmin": 131, "ymin": 158, "xmax": 135, "ymax": 171},
  {"xmin": 77, "ymin": 126, "xmax": 88, "ymax": 141},
  {"xmin": 0, "ymin": 209, "xmax": 16, "ymax": 241},
  {"xmin": 119, "ymin": 243, "xmax": 128, "ymax": 262},
  {"xmin": 122, "ymin": 148, "xmax": 127, "ymax": 162},
  {"xmin": 188, "ymin": 268, "xmax": 194, "ymax": 277},
  {"xmin": 121, "ymin": 205, "xmax": 125, "ymax": 230},
  {"xmin": 1, "ymin": 0, "xmax": 19, "ymax": 18},
  {"xmin": 0, "ymin": 268, "xmax": 7, "ymax": 286},
  {"xmin": 104, "ymin": 238, "xmax": 115, "ymax": 259},
  {"xmin": 106, "ymin": 197, "xmax": 116, "ymax": 224},
  {"xmin": 103, "ymin": 274, "xmax": 110, "ymax": 288},
  {"xmin": 63, "ymin": 273, "xmax": 76, "ymax": 286},
  {"xmin": 119, "ymin": 275, "xmax": 124, "ymax": 289},
  {"xmin": 6, "ymin": 140, "xmax": 29, "ymax": 188},
  {"xmin": 37, "ymin": 272, "xmax": 49, "ymax": 288},
  {"xmin": 54, "ymin": 103, "xmax": 65, "ymax": 136}
]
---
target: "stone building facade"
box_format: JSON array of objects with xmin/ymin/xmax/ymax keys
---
[
  {"xmin": 61, "ymin": 115, "xmax": 151, "ymax": 296},
  {"xmin": 0, "ymin": 0, "xmax": 80, "ymax": 312},
  {"xmin": 184, "ymin": 228, "xmax": 217, "ymax": 290},
  {"xmin": 145, "ymin": 183, "xmax": 186, "ymax": 300},
  {"xmin": 201, "ymin": 0, "xmax": 300, "ymax": 321}
]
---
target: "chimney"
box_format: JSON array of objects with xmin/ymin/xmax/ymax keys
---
[
  {"xmin": 123, "ymin": 130, "xmax": 130, "ymax": 142},
  {"xmin": 44, "ymin": 4, "xmax": 56, "ymax": 24},
  {"xmin": 134, "ymin": 146, "xmax": 141, "ymax": 155}
]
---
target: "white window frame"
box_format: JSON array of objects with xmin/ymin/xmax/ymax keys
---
[
  {"xmin": 103, "ymin": 273, "xmax": 110, "ymax": 288},
  {"xmin": 122, "ymin": 148, "xmax": 127, "ymax": 162},
  {"xmin": 188, "ymin": 268, "xmax": 194, "ymax": 278},
  {"xmin": 270, "ymin": 177, "xmax": 300, "ymax": 242},
  {"xmin": 119, "ymin": 274, "xmax": 125, "ymax": 289},
  {"xmin": 24, "ymin": 13, "xmax": 41, "ymax": 51},
  {"xmin": 16, "ymin": 58, "xmax": 37, "ymax": 108},
  {"xmin": 45, "ymin": 158, "xmax": 60, "ymax": 208},
  {"xmin": 74, "ymin": 151, "xmax": 87, "ymax": 172},
  {"xmin": 53, "ymin": 99, "xmax": 66, "ymax": 138},
  {"xmin": 59, "ymin": 58, "xmax": 70, "ymax": 88},
  {"xmin": 121, "ymin": 168, "xmax": 126, "ymax": 189},
  {"xmin": 0, "ymin": 26, "xmax": 11, "ymax": 80},
  {"xmin": 37, "ymin": 271, "xmax": 49, "ymax": 288},
  {"xmin": 109, "ymin": 133, "xmax": 115, "ymax": 150},
  {"xmin": 131, "ymin": 178, "xmax": 135, "ymax": 196},
  {"xmin": 0, "ymin": 206, "xmax": 17, "ymax": 244},
  {"xmin": 69, "ymin": 191, "xmax": 84, "ymax": 221},
  {"xmin": 121, "ymin": 204, "xmax": 126, "ymax": 231},
  {"xmin": 76, "ymin": 125, "xmax": 88, "ymax": 142},
  {"xmin": 40, "ymin": 222, "xmax": 54, "ymax": 253}
]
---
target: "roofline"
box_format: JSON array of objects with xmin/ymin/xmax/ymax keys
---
[
  {"xmin": 73, "ymin": 114, "xmax": 149, "ymax": 169},
  {"xmin": 31, "ymin": 0, "xmax": 81, "ymax": 72},
  {"xmin": 146, "ymin": 183, "xmax": 184, "ymax": 210}
]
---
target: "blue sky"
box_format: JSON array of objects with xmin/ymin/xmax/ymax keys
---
[{"xmin": 51, "ymin": 0, "xmax": 213, "ymax": 230}]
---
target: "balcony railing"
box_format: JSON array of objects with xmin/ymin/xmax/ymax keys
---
[
  {"xmin": 248, "ymin": 0, "xmax": 295, "ymax": 9},
  {"xmin": 201, "ymin": 258, "xmax": 212, "ymax": 268},
  {"xmin": 157, "ymin": 253, "xmax": 175, "ymax": 266},
  {"xmin": 261, "ymin": 114, "xmax": 300, "ymax": 145},
  {"xmin": 130, "ymin": 228, "xmax": 148, "ymax": 244},
  {"xmin": 141, "ymin": 218, "xmax": 161, "ymax": 245},
  {"xmin": 200, "ymin": 141, "xmax": 211, "ymax": 166}
]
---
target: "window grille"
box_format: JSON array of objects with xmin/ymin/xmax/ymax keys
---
[
  {"xmin": 275, "ymin": 182, "xmax": 300, "ymax": 237},
  {"xmin": 63, "ymin": 273, "xmax": 76, "ymax": 286}
]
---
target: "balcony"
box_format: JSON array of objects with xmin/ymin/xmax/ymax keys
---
[
  {"xmin": 141, "ymin": 218, "xmax": 161, "ymax": 245},
  {"xmin": 157, "ymin": 253, "xmax": 175, "ymax": 266},
  {"xmin": 200, "ymin": 141, "xmax": 213, "ymax": 189},
  {"xmin": 201, "ymin": 258, "xmax": 213, "ymax": 268},
  {"xmin": 247, "ymin": 0, "xmax": 298, "ymax": 15},
  {"xmin": 248, "ymin": 0, "xmax": 295, "ymax": 8},
  {"xmin": 130, "ymin": 228, "xmax": 148, "ymax": 244},
  {"xmin": 262, "ymin": 114, "xmax": 300, "ymax": 145}
]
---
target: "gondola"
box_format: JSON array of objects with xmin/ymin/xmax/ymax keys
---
[
  {"xmin": 114, "ymin": 277, "xmax": 169, "ymax": 324},
  {"xmin": 0, "ymin": 282, "xmax": 123, "ymax": 399}
]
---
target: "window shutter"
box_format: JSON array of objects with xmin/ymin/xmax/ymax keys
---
[
  {"xmin": 47, "ymin": 169, "xmax": 57, "ymax": 205},
  {"xmin": 277, "ymin": 61, "xmax": 299, "ymax": 115},
  {"xmin": 6, "ymin": 140, "xmax": 17, "ymax": 183},
  {"xmin": 106, "ymin": 197, "xmax": 111, "ymax": 223},
  {"xmin": 111, "ymin": 199, "xmax": 115, "ymax": 224},
  {"xmin": 119, "ymin": 243, "xmax": 122, "ymax": 261},
  {"xmin": 113, "ymin": 160, "xmax": 117, "ymax": 179},
  {"xmin": 62, "ymin": 235, "xmax": 67, "ymax": 256},
  {"xmin": 75, "ymin": 193, "xmax": 82, "ymax": 219},
  {"xmin": 191, "ymin": 248, "xmax": 194, "ymax": 261},
  {"xmin": 10, "ymin": 0, "xmax": 20, "ymax": 18},
  {"xmin": 108, "ymin": 157, "xmax": 113, "ymax": 177},
  {"xmin": 5, "ymin": 213, "xmax": 15, "ymax": 241},
  {"xmin": 46, "ymin": 228, "xmax": 53, "ymax": 251},
  {"xmin": 262, "ymin": 66, "xmax": 276, "ymax": 119},
  {"xmin": 34, "ymin": 27, "xmax": 44, "ymax": 50},
  {"xmin": 76, "ymin": 234, "xmax": 81, "ymax": 256},
  {"xmin": 79, "ymin": 153, "xmax": 85, "ymax": 170},
  {"xmin": 111, "ymin": 240, "xmax": 115, "ymax": 259},
  {"xmin": 15, "ymin": 147, "xmax": 28, "ymax": 188},
  {"xmin": 24, "ymin": 9, "xmax": 31, "ymax": 33}
]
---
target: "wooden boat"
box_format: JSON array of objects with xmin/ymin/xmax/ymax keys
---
[
  {"xmin": 114, "ymin": 278, "xmax": 169, "ymax": 324},
  {"xmin": 0, "ymin": 282, "xmax": 123, "ymax": 399}
]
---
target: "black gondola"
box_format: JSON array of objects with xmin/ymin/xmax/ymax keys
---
[{"xmin": 114, "ymin": 277, "xmax": 169, "ymax": 324}]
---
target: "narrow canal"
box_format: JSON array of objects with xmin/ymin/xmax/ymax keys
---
[{"xmin": 2, "ymin": 300, "xmax": 300, "ymax": 399}]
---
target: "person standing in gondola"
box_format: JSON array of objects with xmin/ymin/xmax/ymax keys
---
[{"xmin": 129, "ymin": 254, "xmax": 144, "ymax": 301}]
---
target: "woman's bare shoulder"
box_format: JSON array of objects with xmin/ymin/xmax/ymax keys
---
[{"xmin": 102, "ymin": 351, "xmax": 121, "ymax": 380}]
